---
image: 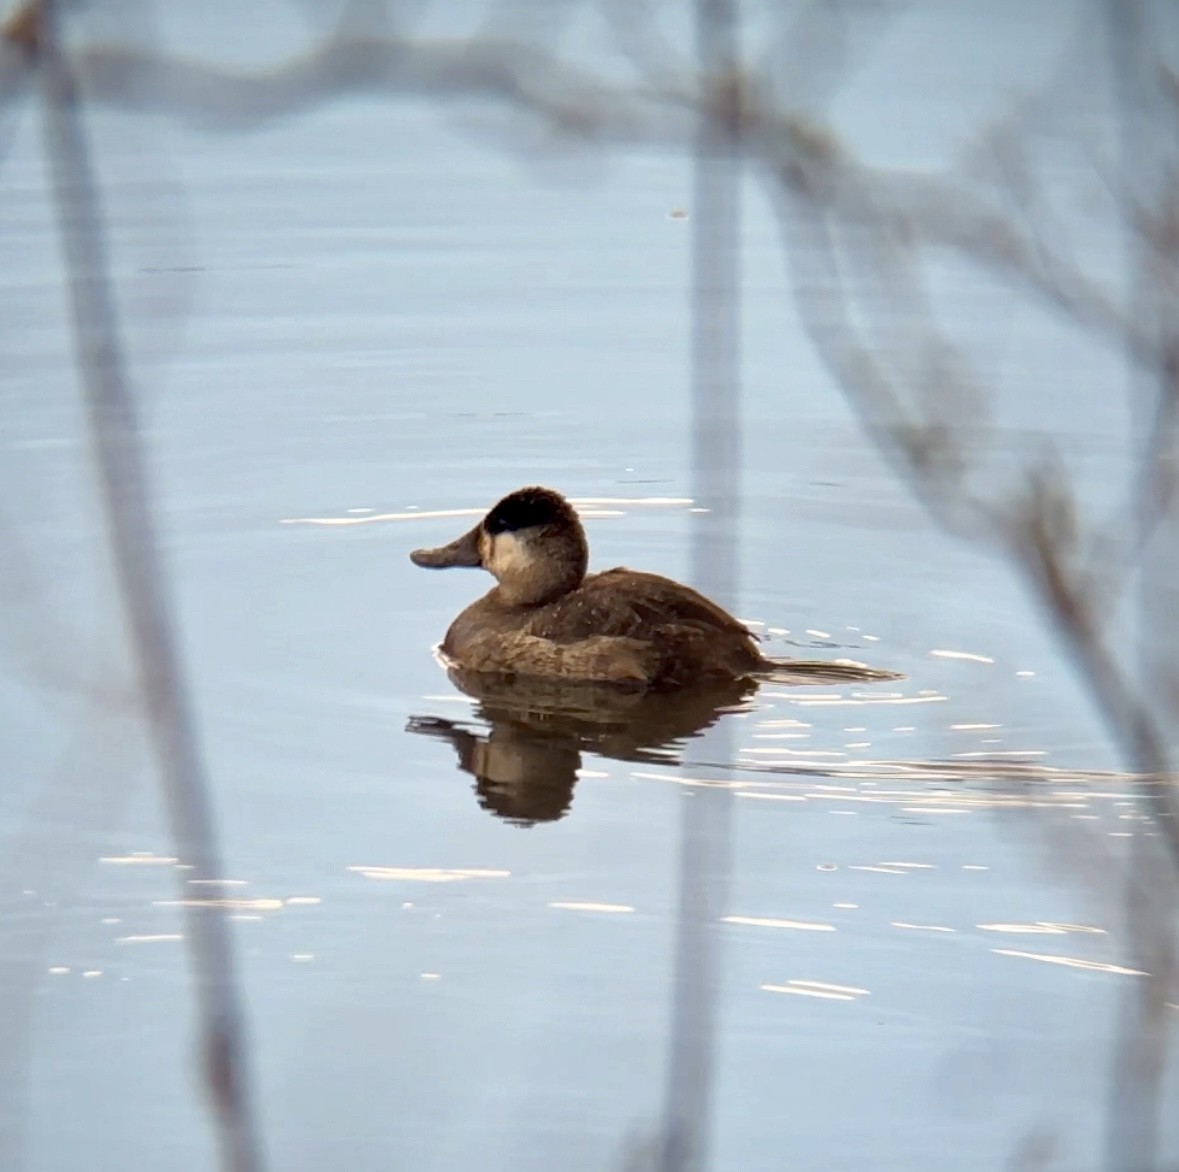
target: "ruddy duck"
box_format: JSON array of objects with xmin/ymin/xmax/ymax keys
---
[{"xmin": 411, "ymin": 486, "xmax": 895, "ymax": 690}]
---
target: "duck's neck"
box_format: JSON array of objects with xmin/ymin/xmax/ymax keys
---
[{"xmin": 494, "ymin": 558, "xmax": 585, "ymax": 608}]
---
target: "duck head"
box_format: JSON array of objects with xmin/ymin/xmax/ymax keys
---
[{"xmin": 410, "ymin": 486, "xmax": 589, "ymax": 607}]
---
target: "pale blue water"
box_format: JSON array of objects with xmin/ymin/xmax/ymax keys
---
[{"xmin": 1, "ymin": 3, "xmax": 1177, "ymax": 1171}]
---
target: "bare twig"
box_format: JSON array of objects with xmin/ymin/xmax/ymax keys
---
[
  {"xmin": 33, "ymin": 5, "xmax": 264, "ymax": 1171},
  {"xmin": 655, "ymin": 3, "xmax": 742, "ymax": 1171}
]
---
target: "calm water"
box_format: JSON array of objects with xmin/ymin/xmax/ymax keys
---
[{"xmin": 2, "ymin": 3, "xmax": 1177, "ymax": 1170}]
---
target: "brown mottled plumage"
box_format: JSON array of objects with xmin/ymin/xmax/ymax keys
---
[
  {"xmin": 411, "ymin": 486, "xmax": 896, "ymax": 690},
  {"xmin": 442, "ymin": 567, "xmax": 766, "ymax": 687}
]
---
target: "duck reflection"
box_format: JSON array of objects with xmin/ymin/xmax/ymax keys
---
[{"xmin": 407, "ymin": 667, "xmax": 757, "ymax": 826}]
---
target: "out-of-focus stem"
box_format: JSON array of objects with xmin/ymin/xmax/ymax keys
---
[
  {"xmin": 35, "ymin": 5, "xmax": 265, "ymax": 1171},
  {"xmin": 657, "ymin": 3, "xmax": 742, "ymax": 1171}
]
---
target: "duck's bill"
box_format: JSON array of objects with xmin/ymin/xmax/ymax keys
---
[{"xmin": 410, "ymin": 524, "xmax": 482, "ymax": 569}]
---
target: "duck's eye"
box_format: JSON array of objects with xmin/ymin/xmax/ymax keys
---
[{"xmin": 484, "ymin": 488, "xmax": 566, "ymax": 535}]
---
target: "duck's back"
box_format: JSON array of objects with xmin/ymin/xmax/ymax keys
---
[{"xmin": 521, "ymin": 568, "xmax": 764, "ymax": 686}]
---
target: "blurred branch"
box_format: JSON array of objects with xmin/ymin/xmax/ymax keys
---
[
  {"xmin": 760, "ymin": 8, "xmax": 1179, "ymax": 1169},
  {"xmin": 0, "ymin": 5, "xmax": 1162, "ymax": 377},
  {"xmin": 771, "ymin": 139, "xmax": 1179, "ymax": 865},
  {"xmin": 657, "ymin": 1, "xmax": 740, "ymax": 1168},
  {"xmin": 1098, "ymin": 4, "xmax": 1179, "ymax": 1169},
  {"xmin": 0, "ymin": 10, "xmax": 1155, "ymax": 385},
  {"xmin": 31, "ymin": 4, "xmax": 264, "ymax": 1171},
  {"xmin": 758, "ymin": 56, "xmax": 1179, "ymax": 838},
  {"xmin": 1, "ymin": 12, "xmax": 686, "ymax": 141}
]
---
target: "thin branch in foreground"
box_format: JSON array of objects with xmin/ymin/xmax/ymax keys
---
[
  {"xmin": 33, "ymin": 6, "xmax": 265, "ymax": 1172},
  {"xmin": 654, "ymin": 2, "xmax": 742, "ymax": 1171}
]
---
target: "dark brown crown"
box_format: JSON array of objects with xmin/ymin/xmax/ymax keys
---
[{"xmin": 483, "ymin": 487, "xmax": 577, "ymax": 535}]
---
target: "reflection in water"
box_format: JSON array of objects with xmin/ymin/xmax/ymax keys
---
[
  {"xmin": 407, "ymin": 659, "xmax": 1117, "ymax": 825},
  {"xmin": 408, "ymin": 668, "xmax": 758, "ymax": 825}
]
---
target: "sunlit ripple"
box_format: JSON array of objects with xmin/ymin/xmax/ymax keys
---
[
  {"xmin": 930, "ymin": 649, "xmax": 995, "ymax": 664},
  {"xmin": 733, "ymin": 757, "xmax": 1151, "ymax": 788},
  {"xmin": 99, "ymin": 854, "xmax": 178, "ymax": 866},
  {"xmin": 741, "ymin": 747, "xmax": 845, "ymax": 758},
  {"xmin": 153, "ymin": 898, "xmax": 284, "ymax": 911},
  {"xmin": 979, "ymin": 922, "xmax": 1105, "ymax": 936},
  {"xmin": 723, "ymin": 915, "xmax": 835, "ymax": 933},
  {"xmin": 635, "ymin": 761, "xmax": 1148, "ymax": 813},
  {"xmin": 991, "ymin": 949, "xmax": 1146, "ymax": 977},
  {"xmin": 280, "ymin": 496, "xmax": 693, "ymax": 527},
  {"xmin": 787, "ymin": 694, "xmax": 948, "ymax": 709},
  {"xmin": 283, "ymin": 506, "xmax": 482, "ymax": 527},
  {"xmin": 761, "ymin": 980, "xmax": 869, "ymax": 1001},
  {"xmin": 952, "ymin": 750, "xmax": 1045, "ymax": 760},
  {"xmin": 348, "ymin": 866, "xmax": 511, "ymax": 883},
  {"xmin": 548, "ymin": 902, "xmax": 634, "ymax": 914},
  {"xmin": 899, "ymin": 806, "xmax": 974, "ymax": 815},
  {"xmin": 631, "ymin": 770, "xmax": 751, "ymax": 790}
]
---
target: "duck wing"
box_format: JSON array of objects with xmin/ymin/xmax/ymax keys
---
[{"xmin": 525, "ymin": 569, "xmax": 759, "ymax": 649}]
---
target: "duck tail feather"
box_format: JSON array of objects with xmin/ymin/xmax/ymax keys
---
[{"xmin": 758, "ymin": 658, "xmax": 904, "ymax": 685}]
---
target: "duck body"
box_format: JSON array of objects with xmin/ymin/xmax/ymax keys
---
[
  {"xmin": 441, "ymin": 566, "xmax": 765, "ymax": 689},
  {"xmin": 411, "ymin": 486, "xmax": 766, "ymax": 690}
]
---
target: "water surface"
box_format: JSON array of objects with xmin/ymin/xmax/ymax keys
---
[{"xmin": 2, "ymin": 4, "xmax": 1177, "ymax": 1170}]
